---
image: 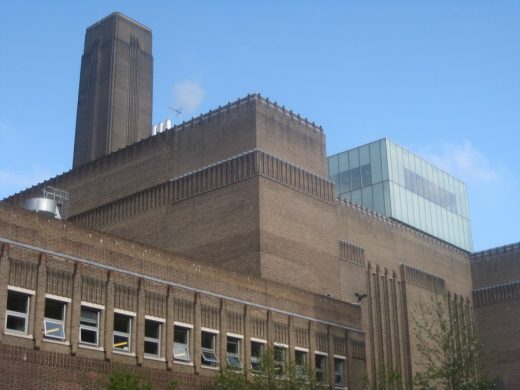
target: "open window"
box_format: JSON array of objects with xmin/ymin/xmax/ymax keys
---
[
  {"xmin": 173, "ymin": 325, "xmax": 191, "ymax": 362},
  {"xmin": 273, "ymin": 345, "xmax": 286, "ymax": 376},
  {"xmin": 144, "ymin": 319, "xmax": 161, "ymax": 357},
  {"xmin": 5, "ymin": 290, "xmax": 30, "ymax": 335},
  {"xmin": 226, "ymin": 336, "xmax": 242, "ymax": 369},
  {"xmin": 201, "ymin": 331, "xmax": 219, "ymax": 367},
  {"xmin": 44, "ymin": 298, "xmax": 66, "ymax": 341},
  {"xmin": 79, "ymin": 306, "xmax": 100, "ymax": 345},
  {"xmin": 113, "ymin": 313, "xmax": 132, "ymax": 352}
]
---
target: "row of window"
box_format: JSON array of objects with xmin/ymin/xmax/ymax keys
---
[{"xmin": 5, "ymin": 289, "xmax": 345, "ymax": 387}]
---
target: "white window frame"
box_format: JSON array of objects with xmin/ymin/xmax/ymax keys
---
[
  {"xmin": 79, "ymin": 305, "xmax": 100, "ymax": 346},
  {"xmin": 334, "ymin": 356, "xmax": 346, "ymax": 388},
  {"xmin": 226, "ymin": 335, "xmax": 243, "ymax": 369},
  {"xmin": 250, "ymin": 339, "xmax": 266, "ymax": 371},
  {"xmin": 144, "ymin": 318, "xmax": 162, "ymax": 357},
  {"xmin": 43, "ymin": 296, "xmax": 68, "ymax": 341},
  {"xmin": 173, "ymin": 323, "xmax": 192, "ymax": 363},
  {"xmin": 5, "ymin": 288, "xmax": 33, "ymax": 336},
  {"xmin": 113, "ymin": 311, "xmax": 133, "ymax": 352},
  {"xmin": 201, "ymin": 330, "xmax": 219, "ymax": 367}
]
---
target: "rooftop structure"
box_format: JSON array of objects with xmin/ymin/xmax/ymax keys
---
[
  {"xmin": 328, "ymin": 138, "xmax": 472, "ymax": 251},
  {"xmin": 73, "ymin": 12, "xmax": 153, "ymax": 168}
]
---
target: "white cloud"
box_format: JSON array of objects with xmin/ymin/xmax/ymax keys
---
[
  {"xmin": 172, "ymin": 80, "xmax": 205, "ymax": 115},
  {"xmin": 425, "ymin": 140, "xmax": 501, "ymax": 183}
]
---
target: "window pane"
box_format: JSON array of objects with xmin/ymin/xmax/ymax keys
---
[
  {"xmin": 45, "ymin": 299, "xmax": 65, "ymax": 320},
  {"xmin": 201, "ymin": 332, "xmax": 214, "ymax": 349},
  {"xmin": 350, "ymin": 167, "xmax": 361, "ymax": 190},
  {"xmin": 251, "ymin": 341, "xmax": 263, "ymax": 358},
  {"xmin": 114, "ymin": 314, "xmax": 130, "ymax": 332},
  {"xmin": 80, "ymin": 328, "xmax": 97, "ymax": 344},
  {"xmin": 145, "ymin": 340, "xmax": 159, "ymax": 355},
  {"xmin": 174, "ymin": 344, "xmax": 190, "ymax": 361},
  {"xmin": 80, "ymin": 308, "xmax": 98, "ymax": 326},
  {"xmin": 145, "ymin": 320, "xmax": 160, "ymax": 338},
  {"xmin": 174, "ymin": 327, "xmax": 188, "ymax": 344},
  {"xmin": 227, "ymin": 338, "xmax": 239, "ymax": 354},
  {"xmin": 227, "ymin": 355, "xmax": 242, "ymax": 369},
  {"xmin": 113, "ymin": 334, "xmax": 130, "ymax": 351},
  {"xmin": 6, "ymin": 315, "xmax": 26, "ymax": 332},
  {"xmin": 7, "ymin": 292, "xmax": 28, "ymax": 313},
  {"xmin": 44, "ymin": 320, "xmax": 65, "ymax": 339},
  {"xmin": 361, "ymin": 164, "xmax": 372, "ymax": 187}
]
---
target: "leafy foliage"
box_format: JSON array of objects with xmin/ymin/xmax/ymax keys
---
[
  {"xmin": 213, "ymin": 347, "xmax": 321, "ymax": 390},
  {"xmin": 413, "ymin": 295, "xmax": 495, "ymax": 390}
]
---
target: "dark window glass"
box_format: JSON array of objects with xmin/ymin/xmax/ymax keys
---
[
  {"xmin": 145, "ymin": 320, "xmax": 160, "ymax": 338},
  {"xmin": 350, "ymin": 167, "xmax": 361, "ymax": 190},
  {"xmin": 113, "ymin": 314, "xmax": 130, "ymax": 332},
  {"xmin": 145, "ymin": 340, "xmax": 159, "ymax": 355},
  {"xmin": 174, "ymin": 327, "xmax": 188, "ymax": 344},
  {"xmin": 7, "ymin": 291, "xmax": 28, "ymax": 313},
  {"xmin": 80, "ymin": 328, "xmax": 97, "ymax": 344},
  {"xmin": 80, "ymin": 308, "xmax": 98, "ymax": 326},
  {"xmin": 201, "ymin": 332, "xmax": 215, "ymax": 349},
  {"xmin": 361, "ymin": 164, "xmax": 372, "ymax": 187},
  {"xmin": 6, "ymin": 316, "xmax": 26, "ymax": 332},
  {"xmin": 44, "ymin": 299, "xmax": 65, "ymax": 320},
  {"xmin": 339, "ymin": 171, "xmax": 350, "ymax": 193}
]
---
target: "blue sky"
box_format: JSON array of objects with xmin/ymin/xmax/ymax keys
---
[{"xmin": 0, "ymin": 1, "xmax": 518, "ymax": 251}]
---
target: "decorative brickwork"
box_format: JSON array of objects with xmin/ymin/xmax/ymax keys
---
[
  {"xmin": 339, "ymin": 240, "xmax": 365, "ymax": 267},
  {"xmin": 402, "ymin": 264, "xmax": 446, "ymax": 293}
]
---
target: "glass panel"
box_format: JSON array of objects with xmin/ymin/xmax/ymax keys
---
[
  {"xmin": 44, "ymin": 319, "xmax": 65, "ymax": 340},
  {"xmin": 174, "ymin": 344, "xmax": 190, "ymax": 361},
  {"xmin": 361, "ymin": 164, "xmax": 372, "ymax": 187},
  {"xmin": 334, "ymin": 358, "xmax": 344, "ymax": 386},
  {"xmin": 174, "ymin": 327, "xmax": 189, "ymax": 344},
  {"xmin": 113, "ymin": 334, "xmax": 130, "ymax": 351},
  {"xmin": 227, "ymin": 355, "xmax": 242, "ymax": 369},
  {"xmin": 114, "ymin": 314, "xmax": 130, "ymax": 333},
  {"xmin": 372, "ymin": 183, "xmax": 385, "ymax": 215},
  {"xmin": 350, "ymin": 167, "xmax": 361, "ymax": 190},
  {"xmin": 339, "ymin": 171, "xmax": 350, "ymax": 193},
  {"xmin": 359, "ymin": 144, "xmax": 370, "ymax": 165},
  {"xmin": 6, "ymin": 315, "xmax": 26, "ymax": 332},
  {"xmin": 370, "ymin": 141, "xmax": 383, "ymax": 183},
  {"xmin": 145, "ymin": 320, "xmax": 160, "ymax": 339},
  {"xmin": 45, "ymin": 299, "xmax": 65, "ymax": 321},
  {"xmin": 338, "ymin": 151, "xmax": 349, "ymax": 173},
  {"xmin": 145, "ymin": 340, "xmax": 159, "ymax": 355},
  {"xmin": 362, "ymin": 186, "xmax": 373, "ymax": 210},
  {"xmin": 7, "ymin": 292, "xmax": 28, "ymax": 313},
  {"xmin": 349, "ymin": 148, "xmax": 359, "ymax": 169},
  {"xmin": 328, "ymin": 155, "xmax": 339, "ymax": 176},
  {"xmin": 227, "ymin": 338, "xmax": 240, "ymax": 354},
  {"xmin": 350, "ymin": 189, "xmax": 362, "ymax": 205},
  {"xmin": 80, "ymin": 328, "xmax": 97, "ymax": 344},
  {"xmin": 201, "ymin": 350, "xmax": 219, "ymax": 366},
  {"xmin": 201, "ymin": 332, "xmax": 215, "ymax": 349},
  {"xmin": 80, "ymin": 307, "xmax": 98, "ymax": 326}
]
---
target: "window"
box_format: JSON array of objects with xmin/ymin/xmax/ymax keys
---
[
  {"xmin": 44, "ymin": 299, "xmax": 66, "ymax": 341},
  {"xmin": 334, "ymin": 358, "xmax": 345, "ymax": 388},
  {"xmin": 273, "ymin": 345, "xmax": 286, "ymax": 376},
  {"xmin": 113, "ymin": 313, "xmax": 131, "ymax": 352},
  {"xmin": 250, "ymin": 340, "xmax": 265, "ymax": 371},
  {"xmin": 5, "ymin": 290, "xmax": 30, "ymax": 335},
  {"xmin": 79, "ymin": 307, "xmax": 99, "ymax": 345},
  {"xmin": 173, "ymin": 326, "xmax": 190, "ymax": 362},
  {"xmin": 226, "ymin": 336, "xmax": 242, "ymax": 369},
  {"xmin": 144, "ymin": 320, "xmax": 161, "ymax": 356},
  {"xmin": 201, "ymin": 331, "xmax": 219, "ymax": 367},
  {"xmin": 315, "ymin": 354, "xmax": 327, "ymax": 383},
  {"xmin": 295, "ymin": 349, "xmax": 307, "ymax": 376}
]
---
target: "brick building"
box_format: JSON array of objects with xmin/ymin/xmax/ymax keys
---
[{"xmin": 1, "ymin": 12, "xmax": 518, "ymax": 390}]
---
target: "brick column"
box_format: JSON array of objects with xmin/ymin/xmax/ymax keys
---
[
  {"xmin": 219, "ymin": 299, "xmax": 227, "ymax": 367},
  {"xmin": 70, "ymin": 262, "xmax": 82, "ymax": 355},
  {"xmin": 166, "ymin": 286, "xmax": 174, "ymax": 370},
  {"xmin": 266, "ymin": 310, "xmax": 274, "ymax": 347},
  {"xmin": 327, "ymin": 325, "xmax": 335, "ymax": 387},
  {"xmin": 244, "ymin": 305, "xmax": 251, "ymax": 381},
  {"xmin": 308, "ymin": 321, "xmax": 316, "ymax": 372},
  {"xmin": 345, "ymin": 330, "xmax": 352, "ymax": 390},
  {"xmin": 34, "ymin": 253, "xmax": 47, "ymax": 350},
  {"xmin": 104, "ymin": 271, "xmax": 114, "ymax": 361},
  {"xmin": 136, "ymin": 278, "xmax": 145, "ymax": 365},
  {"xmin": 288, "ymin": 316, "xmax": 295, "ymax": 363},
  {"xmin": 193, "ymin": 292, "xmax": 201, "ymax": 374},
  {"xmin": 0, "ymin": 243, "xmax": 10, "ymax": 342}
]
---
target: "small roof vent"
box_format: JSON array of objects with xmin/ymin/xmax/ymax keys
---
[{"xmin": 24, "ymin": 186, "xmax": 69, "ymax": 220}]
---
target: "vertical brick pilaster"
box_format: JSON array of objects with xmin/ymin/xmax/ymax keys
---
[
  {"xmin": 288, "ymin": 316, "xmax": 295, "ymax": 363},
  {"xmin": 266, "ymin": 310, "xmax": 274, "ymax": 348},
  {"xmin": 244, "ymin": 305, "xmax": 251, "ymax": 381},
  {"xmin": 136, "ymin": 277, "xmax": 145, "ymax": 365},
  {"xmin": 166, "ymin": 286, "xmax": 174, "ymax": 370},
  {"xmin": 104, "ymin": 271, "xmax": 114, "ymax": 361},
  {"xmin": 345, "ymin": 330, "xmax": 353, "ymax": 390},
  {"xmin": 34, "ymin": 253, "xmax": 47, "ymax": 350},
  {"xmin": 327, "ymin": 325, "xmax": 335, "ymax": 387},
  {"xmin": 308, "ymin": 321, "xmax": 316, "ymax": 372},
  {"xmin": 0, "ymin": 244, "xmax": 11, "ymax": 342},
  {"xmin": 219, "ymin": 299, "xmax": 227, "ymax": 367},
  {"xmin": 193, "ymin": 292, "xmax": 201, "ymax": 374},
  {"xmin": 70, "ymin": 262, "xmax": 82, "ymax": 355}
]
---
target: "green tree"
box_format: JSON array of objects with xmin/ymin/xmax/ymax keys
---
[
  {"xmin": 413, "ymin": 295, "xmax": 495, "ymax": 390},
  {"xmin": 106, "ymin": 370, "xmax": 152, "ymax": 390},
  {"xmin": 213, "ymin": 347, "xmax": 320, "ymax": 390}
]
